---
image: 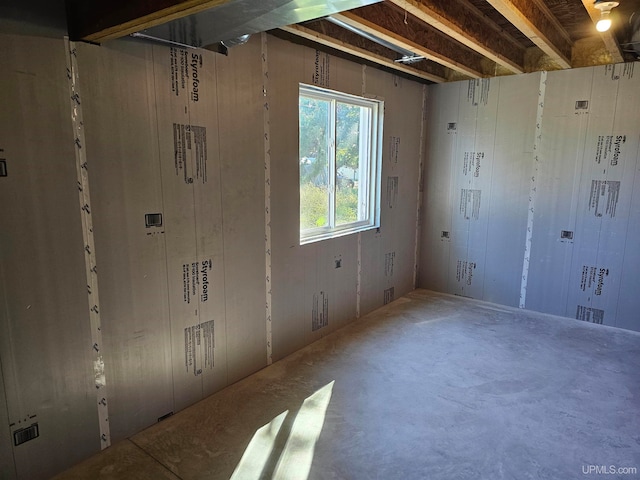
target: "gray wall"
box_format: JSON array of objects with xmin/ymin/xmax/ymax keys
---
[
  {"xmin": 268, "ymin": 35, "xmax": 426, "ymax": 361},
  {"xmin": 0, "ymin": 32, "xmax": 425, "ymax": 479},
  {"xmin": 419, "ymin": 65, "xmax": 640, "ymax": 331},
  {"xmin": 0, "ymin": 35, "xmax": 101, "ymax": 480}
]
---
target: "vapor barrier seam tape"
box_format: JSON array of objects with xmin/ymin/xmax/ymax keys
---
[
  {"xmin": 519, "ymin": 71, "xmax": 548, "ymax": 309},
  {"xmin": 356, "ymin": 65, "xmax": 366, "ymax": 319},
  {"xmin": 356, "ymin": 232, "xmax": 362, "ymax": 319},
  {"xmin": 413, "ymin": 84, "xmax": 427, "ymax": 289},
  {"xmin": 64, "ymin": 38, "xmax": 111, "ymax": 448},
  {"xmin": 262, "ymin": 33, "xmax": 273, "ymax": 365}
]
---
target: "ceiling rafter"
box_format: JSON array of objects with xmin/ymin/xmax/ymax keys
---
[
  {"xmin": 338, "ymin": 3, "xmax": 488, "ymax": 78},
  {"xmin": 65, "ymin": 0, "xmax": 637, "ymax": 84},
  {"xmin": 281, "ymin": 23, "xmax": 447, "ymax": 83},
  {"xmin": 67, "ymin": 0, "xmax": 232, "ymax": 42},
  {"xmin": 387, "ymin": 0, "xmax": 526, "ymax": 74},
  {"xmin": 484, "ymin": 0, "xmax": 573, "ymax": 68}
]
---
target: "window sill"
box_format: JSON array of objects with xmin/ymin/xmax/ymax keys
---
[{"xmin": 300, "ymin": 223, "xmax": 379, "ymax": 245}]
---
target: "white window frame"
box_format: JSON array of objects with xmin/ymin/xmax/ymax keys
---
[{"xmin": 299, "ymin": 84, "xmax": 383, "ymax": 245}]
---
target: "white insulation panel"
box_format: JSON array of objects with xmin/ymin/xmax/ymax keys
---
[
  {"xmin": 215, "ymin": 37, "xmax": 267, "ymax": 383},
  {"xmin": 0, "ymin": 34, "xmax": 101, "ymax": 478},
  {"xmin": 420, "ymin": 74, "xmax": 539, "ymax": 304},
  {"xmin": 268, "ymin": 36, "xmax": 426, "ymax": 361},
  {"xmin": 420, "ymin": 64, "xmax": 640, "ymax": 331},
  {"xmin": 76, "ymin": 40, "xmax": 176, "ymax": 442},
  {"xmin": 77, "ymin": 36, "xmax": 267, "ymax": 438},
  {"xmin": 527, "ymin": 64, "xmax": 640, "ymax": 329}
]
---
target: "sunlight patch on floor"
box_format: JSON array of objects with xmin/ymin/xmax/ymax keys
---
[
  {"xmin": 230, "ymin": 410, "xmax": 288, "ymax": 480},
  {"xmin": 230, "ymin": 380, "xmax": 335, "ymax": 480},
  {"xmin": 273, "ymin": 381, "xmax": 335, "ymax": 480}
]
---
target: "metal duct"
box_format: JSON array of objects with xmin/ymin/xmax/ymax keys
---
[
  {"xmin": 130, "ymin": 32, "xmax": 198, "ymax": 49},
  {"xmin": 325, "ymin": 15, "xmax": 422, "ymax": 62},
  {"xmin": 220, "ymin": 34, "xmax": 251, "ymax": 49},
  {"xmin": 137, "ymin": 0, "xmax": 383, "ymax": 49}
]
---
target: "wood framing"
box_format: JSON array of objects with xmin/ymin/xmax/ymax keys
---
[
  {"xmin": 65, "ymin": 0, "xmax": 628, "ymax": 79},
  {"xmin": 485, "ymin": 0, "xmax": 573, "ymax": 68},
  {"xmin": 339, "ymin": 3, "xmax": 487, "ymax": 78},
  {"xmin": 387, "ymin": 0, "xmax": 526, "ymax": 74},
  {"xmin": 280, "ymin": 23, "xmax": 447, "ymax": 83},
  {"xmin": 67, "ymin": 0, "xmax": 232, "ymax": 43}
]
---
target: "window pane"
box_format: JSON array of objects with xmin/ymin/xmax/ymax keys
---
[
  {"xmin": 299, "ymin": 83, "xmax": 382, "ymax": 244},
  {"xmin": 299, "ymin": 96, "xmax": 330, "ymax": 230},
  {"xmin": 336, "ymin": 102, "xmax": 367, "ymax": 225}
]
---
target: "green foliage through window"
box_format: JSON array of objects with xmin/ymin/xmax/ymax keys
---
[{"xmin": 299, "ymin": 84, "xmax": 383, "ymax": 244}]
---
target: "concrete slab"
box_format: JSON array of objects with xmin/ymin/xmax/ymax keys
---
[
  {"xmin": 51, "ymin": 440, "xmax": 179, "ymax": 480},
  {"xmin": 56, "ymin": 289, "xmax": 640, "ymax": 480}
]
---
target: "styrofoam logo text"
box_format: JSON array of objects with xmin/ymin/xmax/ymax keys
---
[
  {"xmin": 191, "ymin": 53, "xmax": 202, "ymax": 102},
  {"xmin": 611, "ymin": 135, "xmax": 625, "ymax": 166},
  {"xmin": 595, "ymin": 268, "xmax": 609, "ymax": 296},
  {"xmin": 201, "ymin": 260, "xmax": 211, "ymax": 301}
]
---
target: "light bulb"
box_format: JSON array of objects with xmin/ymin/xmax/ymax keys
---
[
  {"xmin": 593, "ymin": 1, "xmax": 618, "ymax": 32},
  {"xmin": 596, "ymin": 17, "xmax": 612, "ymax": 31}
]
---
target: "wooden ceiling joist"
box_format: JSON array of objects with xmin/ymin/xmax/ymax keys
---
[
  {"xmin": 338, "ymin": 3, "xmax": 488, "ymax": 78},
  {"xmin": 484, "ymin": 0, "xmax": 573, "ymax": 68},
  {"xmin": 66, "ymin": 0, "xmax": 631, "ymax": 82},
  {"xmin": 281, "ymin": 23, "xmax": 447, "ymax": 83},
  {"xmin": 67, "ymin": 0, "xmax": 232, "ymax": 43},
  {"xmin": 579, "ymin": 0, "xmax": 625, "ymax": 63},
  {"xmin": 387, "ymin": 0, "xmax": 526, "ymax": 74}
]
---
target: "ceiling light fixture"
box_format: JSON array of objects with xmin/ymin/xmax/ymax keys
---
[{"xmin": 594, "ymin": 0, "xmax": 620, "ymax": 32}]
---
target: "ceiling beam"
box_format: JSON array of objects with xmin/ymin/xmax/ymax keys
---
[
  {"xmin": 387, "ymin": 0, "xmax": 525, "ymax": 74},
  {"xmin": 280, "ymin": 24, "xmax": 446, "ymax": 83},
  {"xmin": 579, "ymin": 0, "xmax": 624, "ymax": 64},
  {"xmin": 484, "ymin": 0, "xmax": 573, "ymax": 68},
  {"xmin": 338, "ymin": 3, "xmax": 486, "ymax": 78},
  {"xmin": 66, "ymin": 0, "xmax": 232, "ymax": 43}
]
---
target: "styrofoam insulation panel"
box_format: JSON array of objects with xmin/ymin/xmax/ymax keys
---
[
  {"xmin": 0, "ymin": 34, "xmax": 101, "ymax": 478},
  {"xmin": 268, "ymin": 35, "xmax": 426, "ymax": 361},
  {"xmin": 420, "ymin": 64, "xmax": 640, "ymax": 331},
  {"xmin": 1, "ymin": 30, "xmax": 430, "ymax": 477}
]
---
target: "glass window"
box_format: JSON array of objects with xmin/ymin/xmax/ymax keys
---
[{"xmin": 299, "ymin": 84, "xmax": 383, "ymax": 244}]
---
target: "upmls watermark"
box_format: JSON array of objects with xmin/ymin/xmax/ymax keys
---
[{"xmin": 582, "ymin": 465, "xmax": 637, "ymax": 475}]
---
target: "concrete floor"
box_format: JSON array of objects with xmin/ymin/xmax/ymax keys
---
[{"xmin": 54, "ymin": 290, "xmax": 640, "ymax": 480}]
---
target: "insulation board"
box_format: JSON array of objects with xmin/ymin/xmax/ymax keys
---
[
  {"xmin": 527, "ymin": 64, "xmax": 640, "ymax": 329},
  {"xmin": 268, "ymin": 35, "xmax": 426, "ymax": 360},
  {"xmin": 76, "ymin": 40, "xmax": 175, "ymax": 442},
  {"xmin": 215, "ymin": 36, "xmax": 267, "ymax": 383},
  {"xmin": 0, "ymin": 34, "xmax": 101, "ymax": 478},
  {"xmin": 420, "ymin": 64, "xmax": 640, "ymax": 331}
]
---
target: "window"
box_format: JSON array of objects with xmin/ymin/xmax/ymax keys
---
[{"xmin": 299, "ymin": 84, "xmax": 383, "ymax": 244}]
